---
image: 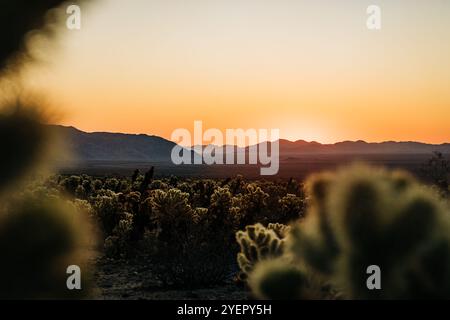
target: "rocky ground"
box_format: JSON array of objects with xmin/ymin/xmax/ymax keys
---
[{"xmin": 92, "ymin": 254, "xmax": 248, "ymax": 300}]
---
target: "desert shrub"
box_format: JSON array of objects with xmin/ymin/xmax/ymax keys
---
[{"xmin": 246, "ymin": 164, "xmax": 450, "ymax": 299}]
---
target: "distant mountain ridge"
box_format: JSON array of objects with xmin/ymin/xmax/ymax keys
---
[
  {"xmin": 50, "ymin": 125, "xmax": 178, "ymax": 161},
  {"xmin": 50, "ymin": 125, "xmax": 450, "ymax": 162},
  {"xmin": 276, "ymin": 139, "xmax": 450, "ymax": 155}
]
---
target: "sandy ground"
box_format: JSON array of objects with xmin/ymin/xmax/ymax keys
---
[{"xmin": 92, "ymin": 255, "xmax": 248, "ymax": 300}]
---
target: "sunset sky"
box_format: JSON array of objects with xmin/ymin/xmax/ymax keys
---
[{"xmin": 22, "ymin": 0, "xmax": 450, "ymax": 144}]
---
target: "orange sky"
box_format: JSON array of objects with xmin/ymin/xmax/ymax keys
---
[{"xmin": 21, "ymin": 0, "xmax": 450, "ymax": 144}]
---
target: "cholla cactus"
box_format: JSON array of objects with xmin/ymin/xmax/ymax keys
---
[
  {"xmin": 148, "ymin": 179, "xmax": 168, "ymax": 191},
  {"xmin": 61, "ymin": 175, "xmax": 81, "ymax": 195},
  {"xmin": 104, "ymin": 212, "xmax": 134, "ymax": 258},
  {"xmin": 177, "ymin": 182, "xmax": 193, "ymax": 194},
  {"xmin": 209, "ymin": 187, "xmax": 239, "ymax": 227},
  {"xmin": 92, "ymin": 193, "xmax": 125, "ymax": 236},
  {"xmin": 146, "ymin": 188, "xmax": 236, "ymax": 286},
  {"xmin": 248, "ymin": 164, "xmax": 450, "ymax": 299},
  {"xmin": 279, "ymin": 194, "xmax": 304, "ymax": 222},
  {"xmin": 267, "ymin": 223, "xmax": 291, "ymax": 239},
  {"xmin": 105, "ymin": 178, "xmax": 120, "ymax": 192},
  {"xmin": 238, "ymin": 184, "xmax": 270, "ymax": 226},
  {"xmin": 92, "ymin": 179, "xmax": 103, "ymax": 191},
  {"xmin": 210, "ymin": 187, "xmax": 233, "ymax": 209},
  {"xmin": 236, "ymin": 223, "xmax": 289, "ymax": 281},
  {"xmin": 228, "ymin": 174, "xmax": 245, "ymax": 195},
  {"xmin": 150, "ymin": 188, "xmax": 194, "ymax": 242},
  {"xmin": 151, "ymin": 188, "xmax": 192, "ymax": 219},
  {"xmin": 192, "ymin": 179, "xmax": 217, "ymax": 207}
]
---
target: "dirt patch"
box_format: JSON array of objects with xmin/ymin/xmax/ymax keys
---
[{"xmin": 92, "ymin": 254, "xmax": 248, "ymax": 300}]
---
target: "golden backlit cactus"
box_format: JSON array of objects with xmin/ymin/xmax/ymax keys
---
[{"xmin": 236, "ymin": 223, "xmax": 290, "ymax": 281}]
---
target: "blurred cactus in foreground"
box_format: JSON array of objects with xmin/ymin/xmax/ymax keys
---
[
  {"xmin": 1, "ymin": 0, "xmax": 87, "ymax": 74},
  {"xmin": 246, "ymin": 164, "xmax": 450, "ymax": 299},
  {"xmin": 0, "ymin": 104, "xmax": 53, "ymax": 192},
  {"xmin": 0, "ymin": 193, "xmax": 94, "ymax": 299},
  {"xmin": 0, "ymin": 0, "xmax": 94, "ymax": 299},
  {"xmin": 0, "ymin": 104, "xmax": 96, "ymax": 298},
  {"xmin": 248, "ymin": 259, "xmax": 307, "ymax": 300}
]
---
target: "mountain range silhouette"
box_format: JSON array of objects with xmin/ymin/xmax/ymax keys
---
[{"xmin": 51, "ymin": 125, "xmax": 450, "ymax": 162}]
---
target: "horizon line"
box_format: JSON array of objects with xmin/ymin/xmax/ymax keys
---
[{"xmin": 49, "ymin": 124, "xmax": 450, "ymax": 146}]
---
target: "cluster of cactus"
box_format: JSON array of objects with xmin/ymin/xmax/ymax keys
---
[
  {"xmin": 286, "ymin": 177, "xmax": 302, "ymax": 195},
  {"xmin": 208, "ymin": 187, "xmax": 241, "ymax": 228},
  {"xmin": 236, "ymin": 223, "xmax": 290, "ymax": 281},
  {"xmin": 192, "ymin": 179, "xmax": 217, "ymax": 207},
  {"xmin": 92, "ymin": 194, "xmax": 126, "ymax": 236},
  {"xmin": 43, "ymin": 172, "xmax": 307, "ymax": 287},
  {"xmin": 246, "ymin": 164, "xmax": 450, "ymax": 299},
  {"xmin": 234, "ymin": 184, "xmax": 270, "ymax": 226},
  {"xmin": 53, "ymin": 172, "xmax": 306, "ymax": 252},
  {"xmin": 278, "ymin": 193, "xmax": 304, "ymax": 222},
  {"xmin": 143, "ymin": 188, "xmax": 235, "ymax": 286},
  {"xmin": 149, "ymin": 188, "xmax": 195, "ymax": 243}
]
